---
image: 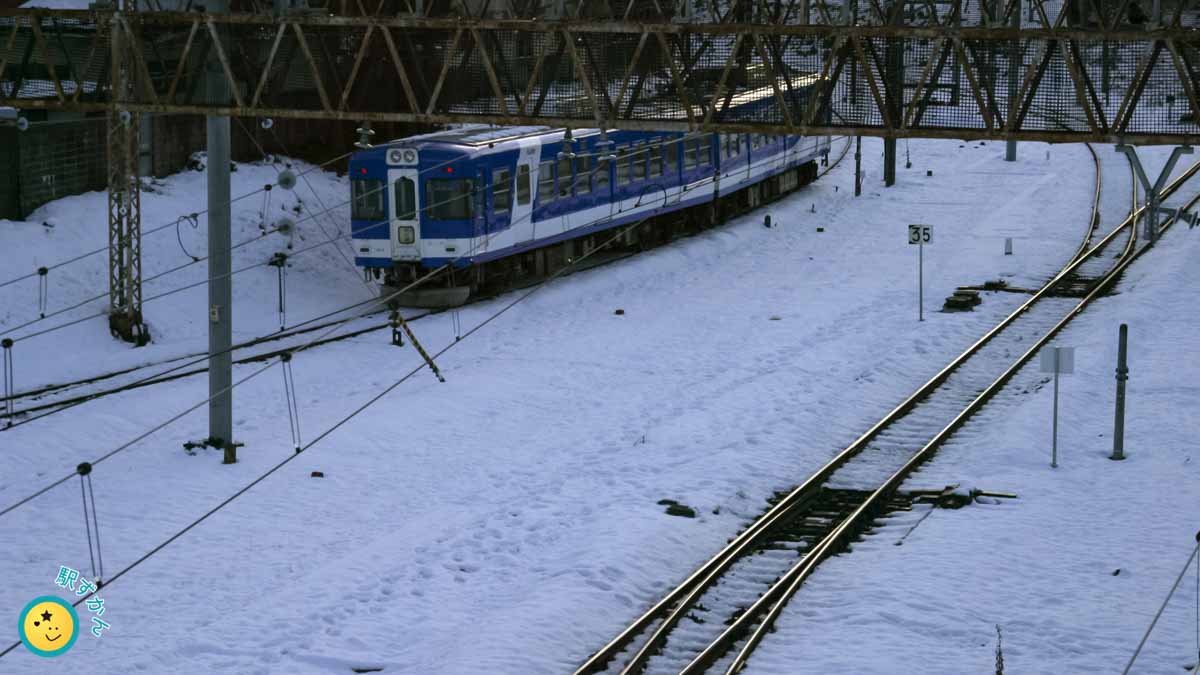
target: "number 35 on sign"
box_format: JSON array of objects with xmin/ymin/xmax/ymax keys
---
[{"xmin": 908, "ymin": 224, "xmax": 933, "ymax": 244}]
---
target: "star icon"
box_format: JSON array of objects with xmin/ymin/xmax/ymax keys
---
[{"xmin": 40, "ymin": 610, "xmax": 52, "ymax": 622}]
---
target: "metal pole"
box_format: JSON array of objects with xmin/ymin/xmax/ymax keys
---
[
  {"xmin": 1005, "ymin": 0, "xmax": 1019, "ymax": 162},
  {"xmin": 1112, "ymin": 323, "xmax": 1128, "ymax": 460},
  {"xmin": 1147, "ymin": 183, "xmax": 1159, "ymax": 244},
  {"xmin": 1051, "ymin": 347, "xmax": 1060, "ymax": 468},
  {"xmin": 207, "ymin": 0, "xmax": 234, "ymax": 463},
  {"xmin": 884, "ymin": 138, "xmax": 897, "ymax": 186},
  {"xmin": 854, "ymin": 135, "xmax": 862, "ymax": 196},
  {"xmin": 918, "ymin": 240, "xmax": 924, "ymax": 322}
]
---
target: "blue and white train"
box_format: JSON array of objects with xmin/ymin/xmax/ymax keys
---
[{"xmin": 349, "ymin": 77, "xmax": 830, "ymax": 306}]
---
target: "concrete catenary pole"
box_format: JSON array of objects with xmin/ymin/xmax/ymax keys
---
[{"xmin": 207, "ymin": 0, "xmax": 234, "ymax": 463}]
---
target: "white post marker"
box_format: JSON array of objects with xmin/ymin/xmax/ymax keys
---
[
  {"xmin": 908, "ymin": 224, "xmax": 932, "ymax": 321},
  {"xmin": 1039, "ymin": 345, "xmax": 1075, "ymax": 468}
]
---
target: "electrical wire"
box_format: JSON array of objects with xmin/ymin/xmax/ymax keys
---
[
  {"xmin": 2, "ymin": 128, "xmax": 818, "ymax": 430},
  {"xmin": 0, "ymin": 183, "xmax": 693, "ymax": 661},
  {"xmin": 0, "ymin": 149, "xmax": 360, "ymax": 292},
  {"xmin": 1, "ymin": 127, "xmax": 598, "ymax": 341},
  {"xmin": 0, "ymin": 131, "xmax": 832, "ymax": 663},
  {"xmin": 0, "ymin": 127, "xmax": 820, "ymax": 511},
  {"xmin": 1122, "ymin": 540, "xmax": 1200, "ymax": 674}
]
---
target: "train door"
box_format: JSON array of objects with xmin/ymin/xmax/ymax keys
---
[
  {"xmin": 512, "ymin": 153, "xmax": 535, "ymax": 242},
  {"xmin": 387, "ymin": 168, "xmax": 420, "ymax": 261},
  {"xmin": 515, "ymin": 139, "xmax": 541, "ymax": 244}
]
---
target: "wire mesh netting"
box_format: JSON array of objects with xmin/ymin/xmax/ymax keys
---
[{"xmin": 3, "ymin": 10, "xmax": 1200, "ymax": 141}]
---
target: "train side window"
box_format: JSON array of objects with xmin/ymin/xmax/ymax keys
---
[
  {"xmin": 538, "ymin": 159, "xmax": 556, "ymax": 203},
  {"xmin": 633, "ymin": 143, "xmax": 646, "ymax": 180},
  {"xmin": 666, "ymin": 142, "xmax": 678, "ymax": 171},
  {"xmin": 493, "ymin": 167, "xmax": 511, "ymax": 214},
  {"xmin": 649, "ymin": 144, "xmax": 663, "ymax": 178},
  {"xmin": 393, "ymin": 177, "xmax": 416, "ymax": 221},
  {"xmin": 685, "ymin": 139, "xmax": 698, "ymax": 169},
  {"xmin": 697, "ymin": 137, "xmax": 712, "ymax": 166},
  {"xmin": 557, "ymin": 156, "xmax": 572, "ymax": 196},
  {"xmin": 576, "ymin": 154, "xmax": 592, "ymax": 194},
  {"xmin": 426, "ymin": 178, "xmax": 474, "ymax": 220},
  {"xmin": 517, "ymin": 165, "xmax": 531, "ymax": 205},
  {"xmin": 617, "ymin": 147, "xmax": 631, "ymax": 185},
  {"xmin": 595, "ymin": 158, "xmax": 610, "ymax": 191},
  {"xmin": 351, "ymin": 179, "xmax": 385, "ymax": 221}
]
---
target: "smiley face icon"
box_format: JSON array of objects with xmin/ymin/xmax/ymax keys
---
[{"xmin": 17, "ymin": 596, "xmax": 79, "ymax": 657}]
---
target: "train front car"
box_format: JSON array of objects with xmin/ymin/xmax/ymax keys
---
[
  {"xmin": 346, "ymin": 84, "xmax": 832, "ymax": 309},
  {"xmin": 349, "ymin": 136, "xmax": 483, "ymax": 307}
]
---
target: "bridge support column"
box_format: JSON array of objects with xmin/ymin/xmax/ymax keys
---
[
  {"xmin": 1005, "ymin": 0, "xmax": 1020, "ymax": 161},
  {"xmin": 884, "ymin": 138, "xmax": 897, "ymax": 187},
  {"xmin": 1116, "ymin": 144, "xmax": 1195, "ymax": 245}
]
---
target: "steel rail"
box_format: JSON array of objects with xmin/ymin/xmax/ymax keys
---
[
  {"xmin": 577, "ymin": 148, "xmax": 1188, "ymax": 675},
  {"xmin": 579, "ymin": 142, "xmax": 1108, "ymax": 675},
  {"xmin": 708, "ymin": 165, "xmax": 1197, "ymax": 675},
  {"xmin": 613, "ymin": 142, "xmax": 1107, "ymax": 675}
]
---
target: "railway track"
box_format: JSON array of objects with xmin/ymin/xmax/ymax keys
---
[
  {"xmin": 576, "ymin": 149, "xmax": 1199, "ymax": 675},
  {"xmin": 2, "ymin": 139, "xmax": 856, "ymax": 426},
  {"xmin": 0, "ymin": 310, "xmax": 418, "ymax": 425}
]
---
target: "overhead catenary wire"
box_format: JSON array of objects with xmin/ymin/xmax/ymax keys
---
[
  {"xmin": 0, "ymin": 131, "xmax": 835, "ymax": 663},
  {"xmin": 1, "ymin": 127, "xmax": 805, "ymax": 429},
  {"xmin": 280, "ymin": 352, "xmax": 301, "ymax": 453},
  {"xmin": 1, "ymin": 127, "xmax": 586, "ymax": 342},
  {"xmin": 0, "ymin": 182, "xmax": 688, "ymax": 661},
  {"xmin": 0, "ymin": 148, "xmax": 361, "ymax": 293},
  {"xmin": 0, "ymin": 127, "xmax": 731, "ymax": 510},
  {"xmin": 36, "ymin": 267, "xmax": 48, "ymax": 318},
  {"xmin": 3, "ymin": 128, "xmax": 753, "ymax": 485},
  {"xmin": 0, "ymin": 126, "xmax": 813, "ymax": 525},
  {"xmin": 246, "ymin": 117, "xmax": 375, "ymax": 296},
  {"xmin": 77, "ymin": 462, "xmax": 104, "ymax": 585}
]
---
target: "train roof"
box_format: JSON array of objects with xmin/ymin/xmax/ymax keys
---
[{"xmin": 380, "ymin": 124, "xmax": 595, "ymax": 150}]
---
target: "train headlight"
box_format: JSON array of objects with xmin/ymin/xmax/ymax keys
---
[
  {"xmin": 397, "ymin": 226, "xmax": 416, "ymax": 244},
  {"xmin": 387, "ymin": 148, "xmax": 418, "ymax": 166}
]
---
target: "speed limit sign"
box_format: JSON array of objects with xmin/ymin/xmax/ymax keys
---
[
  {"xmin": 908, "ymin": 224, "xmax": 932, "ymax": 322},
  {"xmin": 908, "ymin": 224, "xmax": 932, "ymax": 244}
]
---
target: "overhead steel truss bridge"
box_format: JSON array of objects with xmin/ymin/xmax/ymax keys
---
[{"xmin": 3, "ymin": 2, "xmax": 1200, "ymax": 144}]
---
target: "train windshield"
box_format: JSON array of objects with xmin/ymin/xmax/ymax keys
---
[
  {"xmin": 427, "ymin": 178, "xmax": 474, "ymax": 220},
  {"xmin": 351, "ymin": 179, "xmax": 385, "ymax": 221}
]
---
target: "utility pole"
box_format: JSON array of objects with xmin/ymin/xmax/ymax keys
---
[
  {"xmin": 106, "ymin": 0, "xmax": 147, "ymax": 345},
  {"xmin": 207, "ymin": 0, "xmax": 235, "ymax": 463}
]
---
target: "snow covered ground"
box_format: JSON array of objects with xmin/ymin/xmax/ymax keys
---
[{"xmin": 0, "ymin": 138, "xmax": 1196, "ymax": 674}]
